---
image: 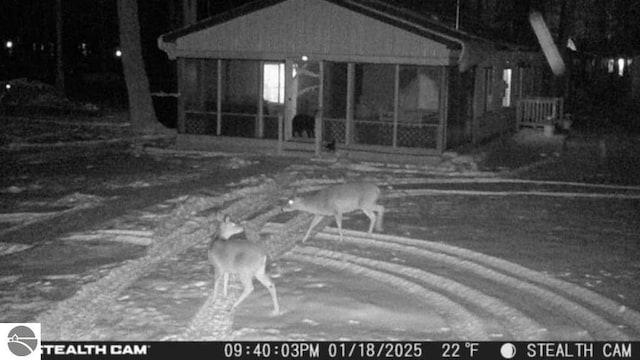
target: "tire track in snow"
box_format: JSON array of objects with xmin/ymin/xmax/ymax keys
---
[
  {"xmin": 36, "ymin": 174, "xmax": 640, "ymax": 340},
  {"xmin": 300, "ymin": 227, "xmax": 638, "ymax": 340},
  {"xmin": 286, "ymin": 250, "xmax": 489, "ymax": 340},
  {"xmin": 190, "ymin": 180, "xmax": 639, "ymax": 340},
  {"xmin": 289, "ymin": 246, "xmax": 546, "ymax": 340},
  {"xmin": 321, "ymin": 227, "xmax": 640, "ymax": 338},
  {"xmin": 388, "ymin": 188, "xmax": 640, "ymax": 200},
  {"xmin": 36, "ymin": 180, "xmax": 285, "ymax": 340}
]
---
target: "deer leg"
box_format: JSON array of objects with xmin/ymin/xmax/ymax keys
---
[
  {"xmin": 334, "ymin": 212, "xmax": 344, "ymax": 241},
  {"xmin": 212, "ymin": 269, "xmax": 224, "ymax": 300},
  {"xmin": 255, "ymin": 263, "xmax": 279, "ymax": 315},
  {"xmin": 302, "ymin": 215, "xmax": 324, "ymax": 242},
  {"xmin": 232, "ymin": 274, "xmax": 255, "ymax": 310},
  {"xmin": 362, "ymin": 209, "xmax": 377, "ymax": 234},
  {"xmin": 223, "ymin": 272, "xmax": 230, "ymax": 297},
  {"xmin": 373, "ymin": 204, "xmax": 384, "ymax": 231}
]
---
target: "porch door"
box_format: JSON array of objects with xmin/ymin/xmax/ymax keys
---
[
  {"xmin": 285, "ymin": 58, "xmax": 321, "ymax": 141},
  {"xmin": 262, "ymin": 62, "xmax": 285, "ymax": 139}
]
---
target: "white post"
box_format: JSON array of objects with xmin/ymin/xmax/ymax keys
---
[
  {"xmin": 315, "ymin": 61, "xmax": 324, "ymax": 155},
  {"xmin": 284, "ymin": 59, "xmax": 295, "ymax": 141},
  {"xmin": 257, "ymin": 61, "xmax": 264, "ymax": 138},
  {"xmin": 314, "ymin": 110, "xmax": 322, "ymax": 155},
  {"xmin": 437, "ymin": 66, "xmax": 449, "ymax": 152},
  {"xmin": 216, "ymin": 59, "xmax": 222, "ymax": 136},
  {"xmin": 277, "ymin": 113, "xmax": 283, "ymax": 155},
  {"xmin": 346, "ymin": 63, "xmax": 355, "ymax": 146},
  {"xmin": 392, "ymin": 64, "xmax": 399, "ymax": 148}
]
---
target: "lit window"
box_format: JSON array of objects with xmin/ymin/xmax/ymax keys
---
[
  {"xmin": 502, "ymin": 68, "xmax": 512, "ymax": 107},
  {"xmin": 618, "ymin": 58, "xmax": 625, "ymax": 76},
  {"xmin": 263, "ymin": 63, "xmax": 284, "ymax": 104}
]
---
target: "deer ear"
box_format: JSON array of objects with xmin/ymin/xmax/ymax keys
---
[{"xmin": 215, "ymin": 213, "xmax": 231, "ymax": 223}]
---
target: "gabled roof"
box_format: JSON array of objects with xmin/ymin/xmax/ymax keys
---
[
  {"xmin": 161, "ymin": 0, "xmax": 286, "ymax": 44},
  {"xmin": 160, "ymin": 0, "xmax": 491, "ymax": 47},
  {"xmin": 158, "ymin": 0, "xmax": 504, "ymax": 70}
]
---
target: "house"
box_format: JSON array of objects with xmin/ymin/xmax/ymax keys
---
[{"xmin": 157, "ymin": 0, "xmax": 547, "ymax": 157}]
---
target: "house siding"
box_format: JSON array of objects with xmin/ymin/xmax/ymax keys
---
[
  {"xmin": 175, "ymin": 0, "xmax": 454, "ymax": 65},
  {"xmin": 160, "ymin": 0, "xmax": 547, "ymax": 155}
]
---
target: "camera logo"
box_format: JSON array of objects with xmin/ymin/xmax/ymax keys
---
[{"xmin": 1, "ymin": 323, "xmax": 41, "ymax": 359}]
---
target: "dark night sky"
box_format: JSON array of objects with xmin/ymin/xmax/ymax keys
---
[{"xmin": 1, "ymin": 0, "xmax": 636, "ymax": 99}]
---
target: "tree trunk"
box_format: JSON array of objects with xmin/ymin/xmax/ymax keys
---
[
  {"xmin": 183, "ymin": 0, "xmax": 198, "ymax": 25},
  {"xmin": 117, "ymin": 0, "xmax": 170, "ymax": 134}
]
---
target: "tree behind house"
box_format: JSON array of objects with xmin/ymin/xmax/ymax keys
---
[{"xmin": 117, "ymin": 0, "xmax": 171, "ymax": 134}]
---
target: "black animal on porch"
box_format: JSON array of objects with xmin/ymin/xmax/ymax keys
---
[
  {"xmin": 324, "ymin": 139, "xmax": 336, "ymax": 152},
  {"xmin": 292, "ymin": 113, "xmax": 315, "ymax": 138}
]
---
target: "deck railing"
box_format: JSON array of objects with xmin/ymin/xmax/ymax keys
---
[{"xmin": 516, "ymin": 97, "xmax": 563, "ymax": 129}]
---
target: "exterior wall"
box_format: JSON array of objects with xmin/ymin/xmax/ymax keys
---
[
  {"xmin": 470, "ymin": 50, "xmax": 547, "ymax": 144},
  {"xmin": 166, "ymin": 0, "xmax": 554, "ymax": 152},
  {"xmin": 177, "ymin": 56, "xmax": 448, "ymax": 153},
  {"xmin": 176, "ymin": 48, "xmax": 543, "ymax": 151},
  {"xmin": 174, "ymin": 0, "xmax": 455, "ymax": 66}
]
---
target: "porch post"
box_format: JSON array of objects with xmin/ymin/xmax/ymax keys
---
[
  {"xmin": 277, "ymin": 113, "xmax": 284, "ymax": 155},
  {"xmin": 216, "ymin": 59, "xmax": 222, "ymax": 136},
  {"xmin": 437, "ymin": 66, "xmax": 449, "ymax": 152},
  {"xmin": 315, "ymin": 60, "xmax": 324, "ymax": 155},
  {"xmin": 176, "ymin": 58, "xmax": 186, "ymax": 134},
  {"xmin": 257, "ymin": 61, "xmax": 265, "ymax": 138},
  {"xmin": 392, "ymin": 64, "xmax": 399, "ymax": 148},
  {"xmin": 284, "ymin": 59, "xmax": 294, "ymax": 141},
  {"xmin": 197, "ymin": 60, "xmax": 205, "ymax": 110},
  {"xmin": 346, "ymin": 62, "xmax": 355, "ymax": 146}
]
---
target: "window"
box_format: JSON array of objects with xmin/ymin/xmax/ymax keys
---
[
  {"xmin": 502, "ymin": 68, "xmax": 512, "ymax": 107},
  {"xmin": 483, "ymin": 67, "xmax": 494, "ymax": 112},
  {"xmin": 263, "ymin": 62, "xmax": 285, "ymax": 104}
]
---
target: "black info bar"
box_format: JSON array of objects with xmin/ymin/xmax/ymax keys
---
[{"xmin": 41, "ymin": 341, "xmax": 636, "ymax": 360}]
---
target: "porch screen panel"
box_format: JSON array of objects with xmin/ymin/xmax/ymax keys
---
[
  {"xmin": 322, "ymin": 62, "xmax": 348, "ymax": 144},
  {"xmin": 397, "ymin": 65, "xmax": 441, "ymax": 149},
  {"xmin": 353, "ymin": 64, "xmax": 395, "ymax": 146},
  {"xmin": 202, "ymin": 60, "xmax": 218, "ymax": 112},
  {"xmin": 290, "ymin": 60, "xmax": 321, "ymax": 139},
  {"xmin": 517, "ymin": 66, "xmax": 534, "ymax": 99},
  {"xmin": 220, "ymin": 60, "xmax": 260, "ymax": 138},
  {"xmin": 183, "ymin": 59, "xmax": 218, "ymax": 135},
  {"xmin": 183, "ymin": 59, "xmax": 200, "ymax": 112},
  {"xmin": 262, "ymin": 62, "xmax": 285, "ymax": 140}
]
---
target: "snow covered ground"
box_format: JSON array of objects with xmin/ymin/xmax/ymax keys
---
[{"xmin": 1, "ymin": 116, "xmax": 639, "ymax": 341}]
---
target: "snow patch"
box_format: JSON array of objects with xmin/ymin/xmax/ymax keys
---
[
  {"xmin": 0, "ymin": 242, "xmax": 34, "ymax": 256},
  {"xmin": 52, "ymin": 192, "xmax": 105, "ymax": 207},
  {"xmin": 62, "ymin": 228, "xmax": 154, "ymax": 246},
  {"xmin": 2, "ymin": 186, "xmax": 24, "ymax": 194}
]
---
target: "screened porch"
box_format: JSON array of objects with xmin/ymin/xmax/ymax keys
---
[{"xmin": 179, "ymin": 58, "xmax": 447, "ymax": 153}]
